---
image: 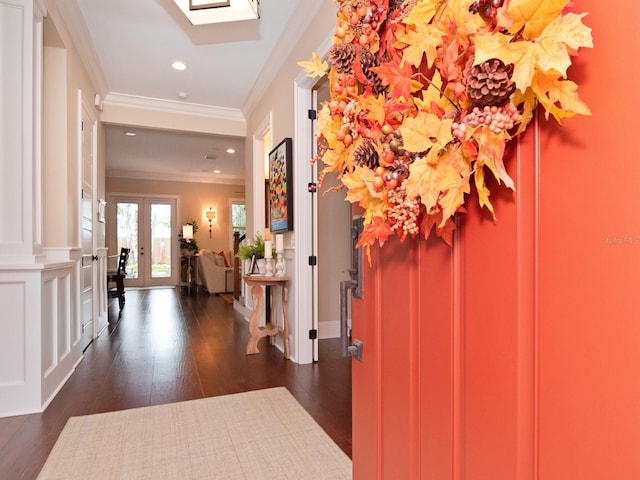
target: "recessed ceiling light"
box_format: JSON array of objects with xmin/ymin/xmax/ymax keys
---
[
  {"xmin": 177, "ymin": 92, "xmax": 188, "ymax": 100},
  {"xmin": 213, "ymin": 170, "xmax": 221, "ymax": 174},
  {"xmin": 204, "ymin": 154, "xmax": 217, "ymax": 160},
  {"xmin": 172, "ymin": 61, "xmax": 187, "ymax": 71},
  {"xmin": 124, "ymin": 131, "xmax": 136, "ymax": 137},
  {"xmin": 226, "ymin": 148, "xmax": 235, "ymax": 154}
]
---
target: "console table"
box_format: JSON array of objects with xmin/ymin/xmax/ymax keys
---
[{"xmin": 243, "ymin": 275, "xmax": 290, "ymax": 359}]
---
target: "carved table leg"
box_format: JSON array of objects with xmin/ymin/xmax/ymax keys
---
[
  {"xmin": 246, "ymin": 282, "xmax": 280, "ymax": 355},
  {"xmin": 281, "ymin": 284, "xmax": 290, "ymax": 359}
]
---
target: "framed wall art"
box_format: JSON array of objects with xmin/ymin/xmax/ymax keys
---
[{"xmin": 268, "ymin": 137, "xmax": 293, "ymax": 233}]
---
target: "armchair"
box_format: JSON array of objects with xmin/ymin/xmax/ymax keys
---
[{"xmin": 197, "ymin": 249, "xmax": 233, "ymax": 294}]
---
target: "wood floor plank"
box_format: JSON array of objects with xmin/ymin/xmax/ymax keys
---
[{"xmin": 0, "ymin": 287, "xmax": 351, "ymax": 479}]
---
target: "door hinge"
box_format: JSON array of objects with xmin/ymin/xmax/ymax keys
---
[
  {"xmin": 309, "ymin": 329, "xmax": 318, "ymax": 340},
  {"xmin": 308, "ymin": 109, "xmax": 317, "ymax": 120},
  {"xmin": 308, "ymin": 255, "xmax": 317, "ymax": 266}
]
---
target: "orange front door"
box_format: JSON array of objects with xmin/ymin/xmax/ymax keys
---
[{"xmin": 350, "ymin": 1, "xmax": 640, "ymax": 478}]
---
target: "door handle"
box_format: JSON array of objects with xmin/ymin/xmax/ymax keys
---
[
  {"xmin": 340, "ymin": 279, "xmax": 363, "ymax": 361},
  {"xmin": 92, "ymin": 255, "xmax": 98, "ymax": 261}
]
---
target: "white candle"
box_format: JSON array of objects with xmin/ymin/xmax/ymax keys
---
[
  {"xmin": 275, "ymin": 234, "xmax": 284, "ymax": 253},
  {"xmin": 264, "ymin": 240, "xmax": 272, "ymax": 258}
]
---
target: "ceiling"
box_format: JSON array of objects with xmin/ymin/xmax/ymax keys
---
[{"xmin": 56, "ymin": 0, "xmax": 309, "ymax": 185}]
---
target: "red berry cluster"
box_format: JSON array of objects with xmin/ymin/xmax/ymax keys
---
[{"xmin": 452, "ymin": 104, "xmax": 521, "ymax": 139}]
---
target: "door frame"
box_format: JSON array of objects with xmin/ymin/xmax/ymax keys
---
[
  {"xmin": 106, "ymin": 193, "xmax": 180, "ymax": 288},
  {"xmin": 292, "ymin": 34, "xmax": 332, "ymax": 365}
]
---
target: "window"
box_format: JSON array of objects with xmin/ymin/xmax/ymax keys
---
[{"xmin": 231, "ymin": 201, "xmax": 246, "ymax": 240}]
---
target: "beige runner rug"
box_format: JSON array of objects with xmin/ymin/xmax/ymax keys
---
[{"xmin": 37, "ymin": 387, "xmax": 351, "ymax": 479}]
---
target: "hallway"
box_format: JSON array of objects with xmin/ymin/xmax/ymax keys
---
[{"xmin": 0, "ymin": 288, "xmax": 352, "ymax": 479}]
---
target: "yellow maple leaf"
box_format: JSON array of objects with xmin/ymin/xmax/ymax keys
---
[
  {"xmin": 297, "ymin": 52, "xmax": 328, "ymax": 78},
  {"xmin": 473, "ymin": 164, "xmax": 495, "ymax": 220},
  {"xmin": 317, "ymin": 106, "xmax": 344, "ymax": 151},
  {"xmin": 341, "ymin": 167, "xmax": 387, "ymax": 226},
  {"xmin": 443, "ymin": 0, "xmax": 486, "ymax": 37},
  {"xmin": 405, "ymin": 150, "xmax": 444, "ymax": 212},
  {"xmin": 420, "ymin": 70, "xmax": 445, "ymax": 106},
  {"xmin": 321, "ymin": 138, "xmax": 357, "ymax": 173},
  {"xmin": 473, "ymin": 129, "xmax": 514, "ymax": 190},
  {"xmin": 358, "ymin": 94, "xmax": 387, "ymax": 127},
  {"xmin": 531, "ymin": 75, "xmax": 591, "ymax": 122},
  {"xmin": 507, "ymin": 0, "xmax": 568, "ymax": 39},
  {"xmin": 535, "ymin": 13, "xmax": 593, "ymax": 80},
  {"xmin": 398, "ymin": 23, "xmax": 443, "ymax": 69},
  {"xmin": 511, "ymin": 89, "xmax": 537, "ymax": 135},
  {"xmin": 413, "ymin": 71, "xmax": 454, "ymax": 115},
  {"xmin": 436, "ymin": 147, "xmax": 471, "ymax": 225},
  {"xmin": 400, "ymin": 112, "xmax": 454, "ymax": 154},
  {"xmin": 404, "ymin": 0, "xmax": 439, "ymax": 26},
  {"xmin": 341, "ymin": 167, "xmax": 374, "ymax": 205}
]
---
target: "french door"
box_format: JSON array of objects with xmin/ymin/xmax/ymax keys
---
[{"xmin": 107, "ymin": 195, "xmax": 178, "ymax": 288}]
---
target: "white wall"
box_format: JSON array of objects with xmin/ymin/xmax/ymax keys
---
[
  {"xmin": 0, "ymin": 0, "xmax": 105, "ymax": 417},
  {"xmin": 243, "ymin": 0, "xmax": 337, "ymax": 363}
]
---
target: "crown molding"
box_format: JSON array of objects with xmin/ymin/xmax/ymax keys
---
[
  {"xmin": 104, "ymin": 92, "xmax": 245, "ymax": 123},
  {"xmin": 106, "ymin": 169, "xmax": 245, "ymax": 186},
  {"xmin": 241, "ymin": 0, "xmax": 326, "ymax": 117}
]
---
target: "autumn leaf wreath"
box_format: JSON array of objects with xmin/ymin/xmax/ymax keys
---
[{"xmin": 299, "ymin": 0, "xmax": 592, "ymax": 258}]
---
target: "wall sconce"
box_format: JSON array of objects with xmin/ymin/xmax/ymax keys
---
[
  {"xmin": 206, "ymin": 207, "xmax": 216, "ymax": 239},
  {"xmin": 182, "ymin": 224, "xmax": 194, "ymax": 240}
]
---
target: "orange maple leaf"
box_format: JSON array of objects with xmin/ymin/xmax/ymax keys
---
[
  {"xmin": 421, "ymin": 210, "xmax": 457, "ymax": 246},
  {"xmin": 358, "ymin": 215, "xmax": 394, "ymax": 248},
  {"xmin": 371, "ymin": 61, "xmax": 422, "ymax": 101},
  {"xmin": 356, "ymin": 216, "xmax": 393, "ymax": 264}
]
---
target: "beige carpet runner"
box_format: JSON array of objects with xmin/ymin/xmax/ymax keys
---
[{"xmin": 37, "ymin": 387, "xmax": 351, "ymax": 479}]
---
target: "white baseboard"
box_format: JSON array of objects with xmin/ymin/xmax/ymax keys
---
[{"xmin": 318, "ymin": 320, "xmax": 340, "ymax": 339}]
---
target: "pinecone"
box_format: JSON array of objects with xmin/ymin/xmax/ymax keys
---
[
  {"xmin": 359, "ymin": 50, "xmax": 385, "ymax": 96},
  {"xmin": 353, "ymin": 140, "xmax": 379, "ymax": 169},
  {"xmin": 464, "ymin": 57, "xmax": 515, "ymax": 107},
  {"xmin": 327, "ymin": 43, "xmax": 357, "ymax": 75}
]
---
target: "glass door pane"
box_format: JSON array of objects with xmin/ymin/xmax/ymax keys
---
[
  {"xmin": 116, "ymin": 202, "xmax": 139, "ymax": 280},
  {"xmin": 150, "ymin": 203, "xmax": 172, "ymax": 279}
]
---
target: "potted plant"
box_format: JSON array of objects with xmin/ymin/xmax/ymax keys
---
[
  {"xmin": 237, "ymin": 234, "xmax": 274, "ymax": 274},
  {"xmin": 179, "ymin": 220, "xmax": 199, "ymax": 256},
  {"xmin": 237, "ymin": 233, "xmax": 266, "ymax": 260}
]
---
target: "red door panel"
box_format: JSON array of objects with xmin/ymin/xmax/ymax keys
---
[{"xmin": 351, "ymin": 1, "xmax": 640, "ymax": 478}]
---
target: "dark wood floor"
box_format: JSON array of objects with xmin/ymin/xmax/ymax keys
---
[{"xmin": 0, "ymin": 287, "xmax": 352, "ymax": 479}]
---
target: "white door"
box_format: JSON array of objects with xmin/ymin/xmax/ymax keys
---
[
  {"xmin": 108, "ymin": 195, "xmax": 178, "ymax": 288},
  {"xmin": 80, "ymin": 97, "xmax": 96, "ymax": 350}
]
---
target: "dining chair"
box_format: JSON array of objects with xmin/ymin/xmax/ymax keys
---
[{"xmin": 107, "ymin": 247, "xmax": 131, "ymax": 310}]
